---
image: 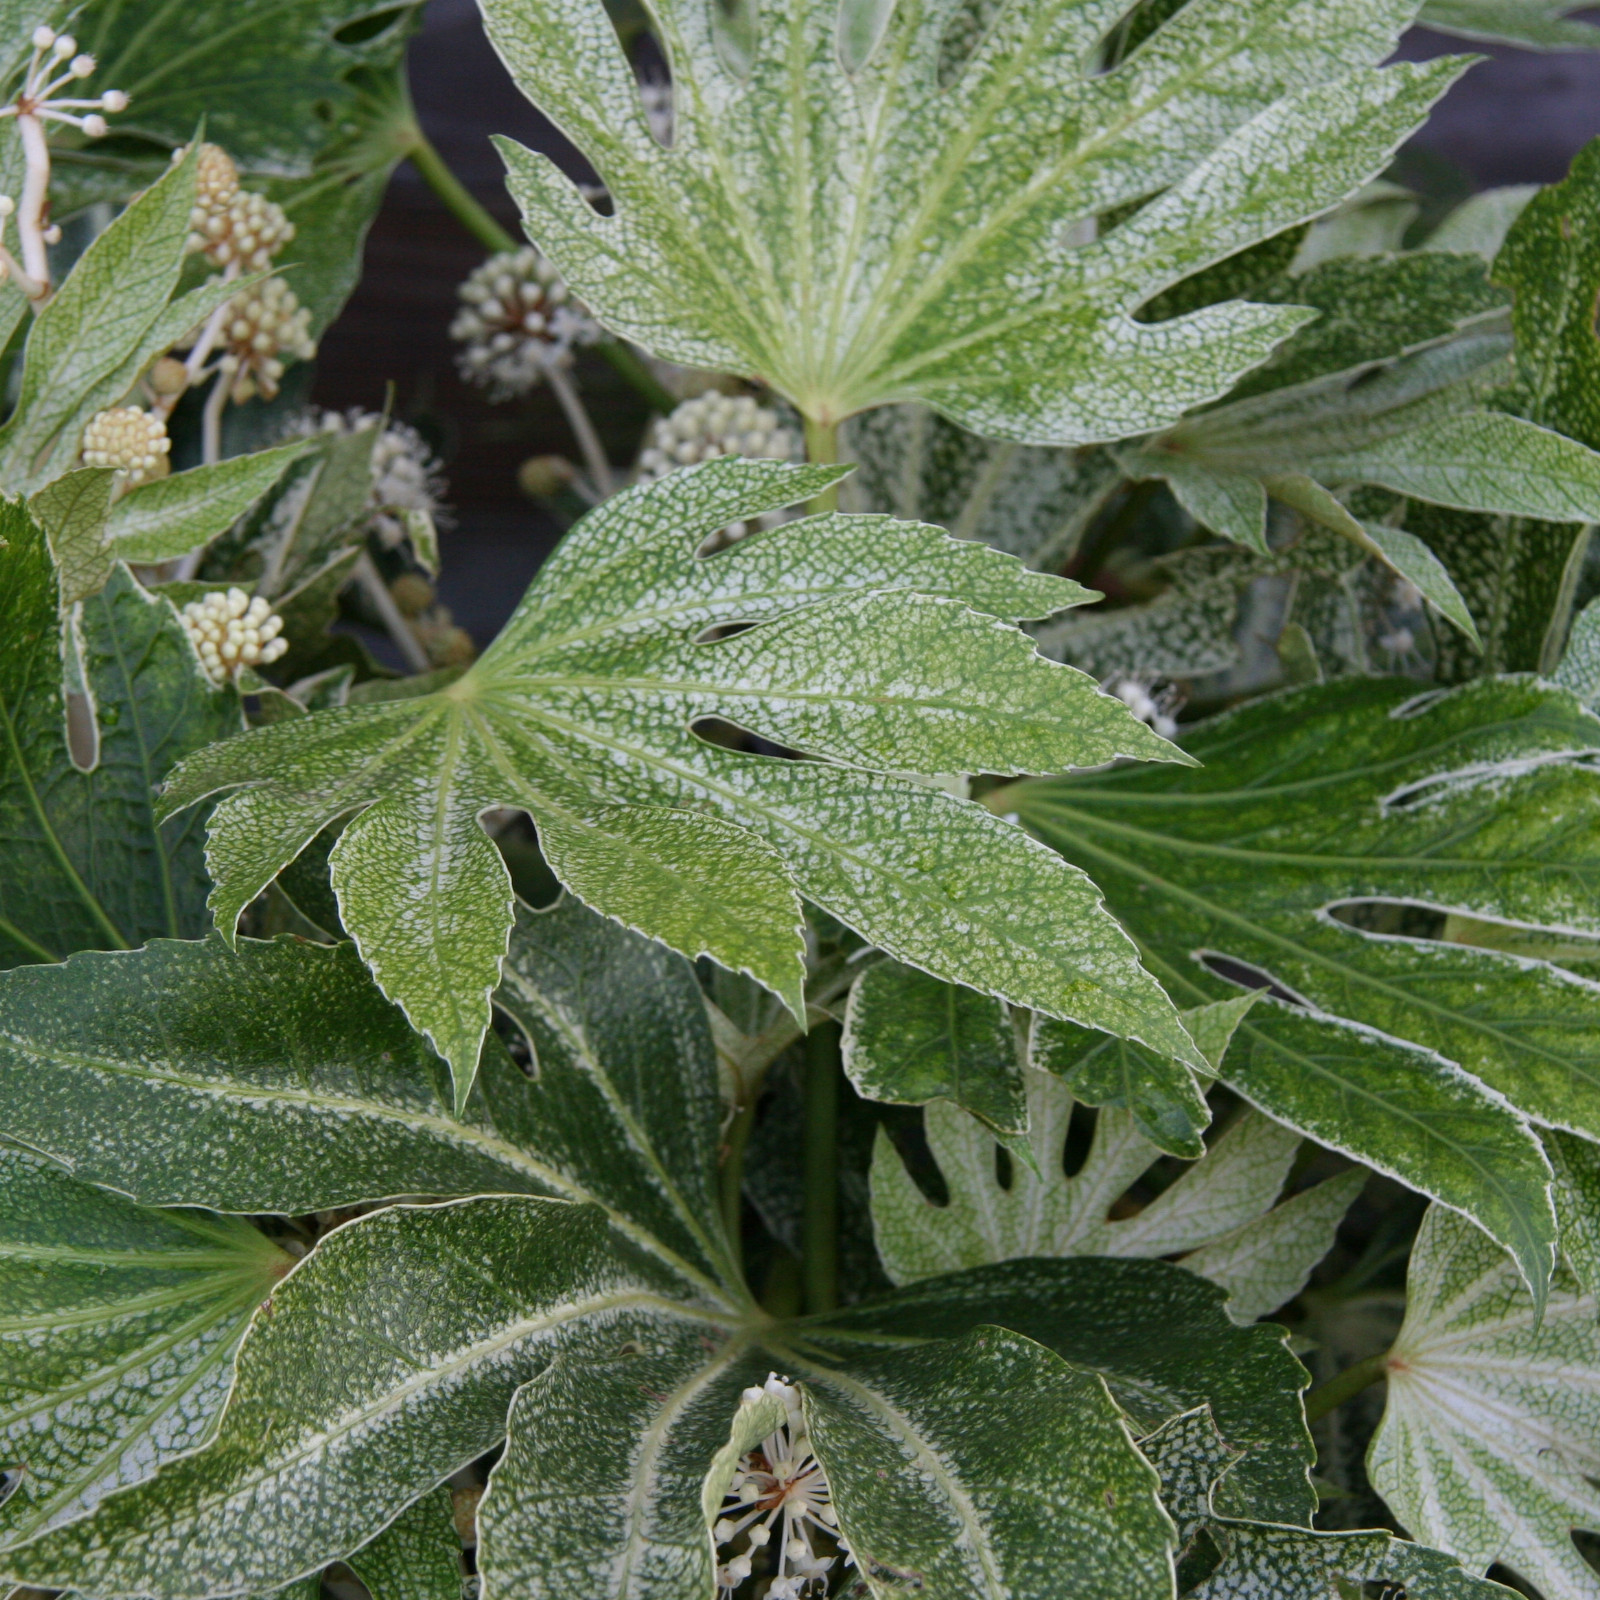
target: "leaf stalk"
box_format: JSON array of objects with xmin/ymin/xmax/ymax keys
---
[
  {"xmin": 1303, "ymin": 1351, "xmax": 1391, "ymax": 1423},
  {"xmin": 802, "ymin": 1020, "xmax": 841, "ymax": 1314}
]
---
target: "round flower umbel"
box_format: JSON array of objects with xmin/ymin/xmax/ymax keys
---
[
  {"xmin": 81, "ymin": 407, "xmax": 170, "ymax": 486},
  {"xmin": 715, "ymin": 1376, "xmax": 851, "ymax": 1599},
  {"xmin": 179, "ymin": 589, "xmax": 288, "ymax": 684},
  {"xmin": 211, "ymin": 278, "xmax": 317, "ymax": 403},
  {"xmin": 293, "ymin": 408, "xmax": 450, "ymax": 551},
  {"xmin": 450, "ymin": 247, "xmax": 599, "ymax": 400},
  {"xmin": 182, "ymin": 143, "xmax": 295, "ymax": 273}
]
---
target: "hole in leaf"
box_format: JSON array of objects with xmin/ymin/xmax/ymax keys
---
[
  {"xmin": 1328, "ymin": 901, "xmax": 1450, "ymax": 941},
  {"xmin": 1196, "ymin": 950, "xmax": 1307, "ymax": 1007},
  {"xmin": 837, "ymin": 0, "xmax": 897, "ymax": 74},
  {"xmin": 689, "ymin": 716, "xmax": 809, "ymax": 761},
  {"xmin": 333, "ymin": 7, "xmax": 410, "ymax": 45},
  {"xmin": 993, "ymin": 1141, "xmax": 1014, "ymax": 1191},
  {"xmin": 1061, "ymin": 1100, "xmax": 1097, "ymax": 1178}
]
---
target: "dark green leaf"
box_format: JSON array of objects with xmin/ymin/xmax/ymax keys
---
[
  {"xmin": 1012, "ymin": 677, "xmax": 1587, "ymax": 1299},
  {"xmin": 0, "ymin": 507, "xmax": 238, "ymax": 968},
  {"xmin": 0, "ymin": 1197, "xmax": 719, "ymax": 1599},
  {"xmin": 841, "ymin": 963, "xmax": 1026, "ymax": 1139}
]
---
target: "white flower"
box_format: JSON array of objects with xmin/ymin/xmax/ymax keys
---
[
  {"xmin": 81, "ymin": 407, "xmax": 170, "ymax": 485},
  {"xmin": 450, "ymin": 247, "xmax": 600, "ymax": 400},
  {"xmin": 292, "ymin": 409, "xmax": 450, "ymax": 550},
  {"xmin": 179, "ymin": 588, "xmax": 288, "ymax": 684},
  {"xmin": 715, "ymin": 1376, "xmax": 851, "ymax": 1597},
  {"xmin": 0, "ymin": 27, "xmax": 125, "ymax": 137},
  {"xmin": 1104, "ymin": 673, "xmax": 1180, "ymax": 742}
]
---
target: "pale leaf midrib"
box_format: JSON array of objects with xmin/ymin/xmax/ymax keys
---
[
  {"xmin": 1029, "ymin": 800, "xmax": 1600, "ymax": 1090},
  {"xmin": 777, "ymin": 1348, "xmax": 1010, "ymax": 1600},
  {"xmin": 0, "ymin": 1031, "xmax": 740, "ymax": 1312},
  {"xmin": 472, "ymin": 699, "xmax": 1171, "ymax": 1038}
]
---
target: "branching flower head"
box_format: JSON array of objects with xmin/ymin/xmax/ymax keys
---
[
  {"xmin": 0, "ymin": 25, "xmax": 126, "ymax": 298},
  {"xmin": 3, "ymin": 26, "xmax": 125, "ymax": 136},
  {"xmin": 178, "ymin": 589, "xmax": 288, "ymax": 684},
  {"xmin": 715, "ymin": 1376, "xmax": 850, "ymax": 1599},
  {"xmin": 450, "ymin": 246, "xmax": 599, "ymax": 399},
  {"xmin": 210, "ymin": 278, "xmax": 316, "ymax": 403},
  {"xmin": 181, "ymin": 143, "xmax": 295, "ymax": 273},
  {"xmin": 81, "ymin": 407, "xmax": 170, "ymax": 486}
]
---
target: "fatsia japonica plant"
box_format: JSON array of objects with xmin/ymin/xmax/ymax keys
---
[{"xmin": 8, "ymin": 0, "xmax": 1600, "ymax": 1595}]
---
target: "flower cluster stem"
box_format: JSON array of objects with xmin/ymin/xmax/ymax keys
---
[
  {"xmin": 404, "ymin": 122, "xmax": 674, "ymax": 415},
  {"xmin": 546, "ymin": 363, "xmax": 615, "ymax": 496},
  {"xmin": 802, "ymin": 1020, "xmax": 841, "ymax": 1314},
  {"xmin": 1303, "ymin": 1350, "xmax": 1391, "ymax": 1423}
]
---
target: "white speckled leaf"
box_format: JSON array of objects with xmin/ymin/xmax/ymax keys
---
[
  {"xmin": 1142, "ymin": 1407, "xmax": 1511, "ymax": 1599},
  {"xmin": 1016, "ymin": 676, "xmax": 1590, "ymax": 1301},
  {"xmin": 0, "ymin": 1145, "xmax": 287, "ymax": 1552},
  {"xmin": 841, "ymin": 404, "xmax": 1121, "ymax": 570},
  {"xmin": 1029, "ymin": 996, "xmax": 1253, "ymax": 1159},
  {"xmin": 483, "ymin": 0, "xmax": 1465, "ymax": 441},
  {"xmin": 160, "ymin": 459, "xmax": 1199, "ymax": 1108},
  {"xmin": 0, "ymin": 899, "xmax": 744, "ymax": 1304},
  {"xmin": 800, "ymin": 1326, "xmax": 1174, "ymax": 1600},
  {"xmin": 841, "ymin": 962, "xmax": 1026, "ymax": 1139},
  {"xmin": 1370, "ymin": 1203, "xmax": 1600, "ymax": 1600},
  {"xmin": 474, "ymin": 1261, "xmax": 1307, "ymax": 1600},
  {"xmin": 105, "ymin": 445, "xmax": 316, "ymax": 567},
  {"xmin": 1419, "ymin": 0, "xmax": 1600, "ymax": 47},
  {"xmin": 1556, "ymin": 597, "xmax": 1600, "ymax": 707},
  {"xmin": 345, "ymin": 1489, "xmax": 461, "ymax": 1600},
  {"xmin": 1181, "ymin": 1167, "xmax": 1365, "ymax": 1324},
  {"xmin": 1546, "ymin": 1128, "xmax": 1600, "ymax": 1297},
  {"xmin": 0, "ymin": 1197, "xmax": 723, "ymax": 1600},
  {"xmin": 871, "ymin": 1061, "xmax": 1351, "ymax": 1322}
]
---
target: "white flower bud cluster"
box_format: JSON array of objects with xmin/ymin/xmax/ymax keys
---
[
  {"xmin": 715, "ymin": 1375, "xmax": 850, "ymax": 1599},
  {"xmin": 450, "ymin": 248, "xmax": 599, "ymax": 400},
  {"xmin": 639, "ymin": 393, "xmax": 800, "ymax": 478},
  {"xmin": 1104, "ymin": 674, "xmax": 1180, "ymax": 742},
  {"xmin": 179, "ymin": 144, "xmax": 295, "ymax": 273},
  {"xmin": 293, "ymin": 408, "xmax": 450, "ymax": 550},
  {"xmin": 639, "ymin": 393, "xmax": 802, "ymax": 545},
  {"xmin": 213, "ymin": 278, "xmax": 316, "ymax": 404},
  {"xmin": 8, "ymin": 28, "xmax": 124, "ymax": 136},
  {"xmin": 81, "ymin": 406, "xmax": 170, "ymax": 485},
  {"xmin": 179, "ymin": 589, "xmax": 288, "ymax": 684}
]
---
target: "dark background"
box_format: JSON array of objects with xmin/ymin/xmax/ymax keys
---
[{"xmin": 313, "ymin": 0, "xmax": 1600, "ymax": 644}]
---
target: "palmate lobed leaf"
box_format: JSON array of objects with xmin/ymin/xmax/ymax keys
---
[
  {"xmin": 159, "ymin": 458, "xmax": 1198, "ymax": 1110},
  {"xmin": 0, "ymin": 896, "xmax": 1315, "ymax": 1600},
  {"xmin": 483, "ymin": 0, "xmax": 1465, "ymax": 441},
  {"xmin": 0, "ymin": 1144, "xmax": 289, "ymax": 1552},
  {"xmin": 1008, "ymin": 675, "xmax": 1600, "ymax": 1302},
  {"xmin": 870, "ymin": 1057, "xmax": 1359, "ymax": 1329},
  {"xmin": 1370, "ymin": 1203, "xmax": 1600, "ymax": 1600}
]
